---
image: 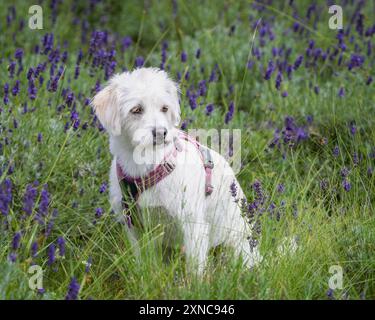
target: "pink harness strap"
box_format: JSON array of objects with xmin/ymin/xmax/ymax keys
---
[
  {"xmin": 178, "ymin": 131, "xmax": 214, "ymax": 195},
  {"xmin": 116, "ymin": 131, "xmax": 214, "ymax": 198}
]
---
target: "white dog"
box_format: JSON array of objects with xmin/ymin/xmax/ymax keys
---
[{"xmin": 92, "ymin": 67, "xmax": 262, "ymax": 275}]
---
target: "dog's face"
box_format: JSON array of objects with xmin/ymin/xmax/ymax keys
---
[{"xmin": 92, "ymin": 68, "xmax": 180, "ymax": 148}]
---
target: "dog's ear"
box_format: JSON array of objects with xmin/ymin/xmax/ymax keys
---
[
  {"xmin": 166, "ymin": 79, "xmax": 181, "ymax": 127},
  {"xmin": 91, "ymin": 84, "xmax": 121, "ymax": 136}
]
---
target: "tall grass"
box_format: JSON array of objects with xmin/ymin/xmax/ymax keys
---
[{"xmin": 0, "ymin": 0, "xmax": 374, "ymax": 299}]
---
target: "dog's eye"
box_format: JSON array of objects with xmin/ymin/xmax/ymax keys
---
[
  {"xmin": 130, "ymin": 105, "xmax": 143, "ymax": 114},
  {"xmin": 161, "ymin": 105, "xmax": 169, "ymax": 113}
]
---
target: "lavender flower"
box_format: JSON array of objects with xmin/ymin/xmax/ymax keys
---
[
  {"xmin": 99, "ymin": 182, "xmax": 107, "ymax": 194},
  {"xmin": 349, "ymin": 122, "xmax": 357, "ymax": 136},
  {"xmin": 181, "ymin": 51, "xmax": 187, "ymax": 63},
  {"xmin": 31, "ymin": 241, "xmax": 38, "ymax": 258},
  {"xmin": 340, "ymin": 167, "xmax": 349, "ymax": 178},
  {"xmin": 230, "ymin": 181, "xmax": 237, "ymax": 198},
  {"xmin": 74, "ymin": 64, "xmax": 80, "ymax": 79},
  {"xmin": 135, "ymin": 56, "xmax": 144, "ymax": 68},
  {"xmin": 264, "ymin": 60, "xmax": 275, "ymax": 80},
  {"xmin": 28, "ymin": 77, "xmax": 37, "ymax": 100},
  {"xmin": 12, "ymin": 80, "xmax": 20, "ymax": 96},
  {"xmin": 342, "ymin": 179, "xmax": 351, "ymax": 192},
  {"xmin": 338, "ymin": 87, "xmax": 345, "ymax": 97},
  {"xmin": 65, "ymin": 277, "xmax": 80, "ymax": 300},
  {"xmin": 47, "ymin": 243, "xmax": 56, "ymax": 265},
  {"xmin": 275, "ymin": 71, "xmax": 282, "ymax": 90},
  {"xmin": 293, "ymin": 55, "xmax": 303, "ymax": 70},
  {"xmin": 353, "ymin": 152, "xmax": 359, "ymax": 166},
  {"xmin": 121, "ymin": 36, "xmax": 132, "ymax": 52},
  {"xmin": 0, "ymin": 178, "xmax": 12, "ymax": 216},
  {"xmin": 76, "ymin": 49, "xmax": 83, "ymax": 64},
  {"xmin": 45, "ymin": 209, "xmax": 59, "ymax": 237},
  {"xmin": 225, "ymin": 102, "xmax": 234, "ymax": 124},
  {"xmin": 23, "ymin": 183, "xmax": 38, "ymax": 216},
  {"xmin": 277, "ymin": 184, "xmax": 285, "ymax": 193},
  {"xmin": 95, "ymin": 207, "xmax": 104, "ymax": 219},
  {"xmin": 188, "ymin": 91, "xmax": 197, "ymax": 110},
  {"xmin": 195, "ymin": 48, "xmax": 201, "ymax": 59},
  {"xmin": 14, "ymin": 48, "xmax": 23, "ymax": 62},
  {"xmin": 348, "ymin": 54, "xmax": 365, "ymax": 70},
  {"xmin": 327, "ymin": 288, "xmax": 335, "ymax": 300},
  {"xmin": 198, "ymin": 80, "xmax": 207, "ymax": 96},
  {"xmin": 3, "ymin": 83, "xmax": 9, "ymax": 105},
  {"xmin": 12, "ymin": 232, "xmax": 21, "ymax": 251},
  {"xmin": 9, "ymin": 61, "xmax": 16, "ymax": 78},
  {"xmin": 9, "ymin": 253, "xmax": 17, "ymax": 262},
  {"xmin": 333, "ymin": 145, "xmax": 340, "ymax": 157},
  {"xmin": 35, "ymin": 184, "xmax": 50, "ymax": 223},
  {"xmin": 205, "ymin": 104, "xmax": 214, "ymax": 116},
  {"xmin": 57, "ymin": 237, "xmax": 66, "ymax": 257}
]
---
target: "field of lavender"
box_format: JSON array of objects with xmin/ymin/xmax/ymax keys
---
[{"xmin": 0, "ymin": 0, "xmax": 374, "ymax": 300}]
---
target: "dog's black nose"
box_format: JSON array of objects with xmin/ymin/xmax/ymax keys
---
[{"xmin": 152, "ymin": 127, "xmax": 168, "ymax": 141}]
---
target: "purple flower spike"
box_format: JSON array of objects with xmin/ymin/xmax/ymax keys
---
[
  {"xmin": 57, "ymin": 237, "xmax": 66, "ymax": 257},
  {"xmin": 195, "ymin": 48, "xmax": 201, "ymax": 59},
  {"xmin": 47, "ymin": 243, "xmax": 56, "ymax": 266},
  {"xmin": 275, "ymin": 71, "xmax": 282, "ymax": 90},
  {"xmin": 31, "ymin": 241, "xmax": 38, "ymax": 258},
  {"xmin": 35, "ymin": 184, "xmax": 50, "ymax": 224},
  {"xmin": 181, "ymin": 51, "xmax": 187, "ymax": 63},
  {"xmin": 65, "ymin": 277, "xmax": 80, "ymax": 300},
  {"xmin": 264, "ymin": 60, "xmax": 275, "ymax": 80},
  {"xmin": 23, "ymin": 183, "xmax": 38, "ymax": 216},
  {"xmin": 277, "ymin": 184, "xmax": 285, "ymax": 193},
  {"xmin": 224, "ymin": 102, "xmax": 234, "ymax": 124},
  {"xmin": 95, "ymin": 207, "xmax": 104, "ymax": 219},
  {"xmin": 293, "ymin": 55, "xmax": 303, "ymax": 70},
  {"xmin": 0, "ymin": 178, "xmax": 12, "ymax": 216},
  {"xmin": 12, "ymin": 80, "xmax": 20, "ymax": 96},
  {"xmin": 349, "ymin": 122, "xmax": 356, "ymax": 136},
  {"xmin": 135, "ymin": 56, "xmax": 144, "ymax": 68},
  {"xmin": 230, "ymin": 181, "xmax": 237, "ymax": 198},
  {"xmin": 9, "ymin": 252, "xmax": 17, "ymax": 263},
  {"xmin": 342, "ymin": 179, "xmax": 351, "ymax": 192},
  {"xmin": 12, "ymin": 232, "xmax": 22, "ymax": 251},
  {"xmin": 333, "ymin": 145, "xmax": 340, "ymax": 157},
  {"xmin": 99, "ymin": 182, "xmax": 107, "ymax": 194},
  {"xmin": 338, "ymin": 87, "xmax": 345, "ymax": 97},
  {"xmin": 205, "ymin": 104, "xmax": 214, "ymax": 116}
]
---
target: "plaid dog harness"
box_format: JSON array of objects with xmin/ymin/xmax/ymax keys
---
[{"xmin": 117, "ymin": 131, "xmax": 214, "ymax": 226}]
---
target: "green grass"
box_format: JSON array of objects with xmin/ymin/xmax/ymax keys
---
[{"xmin": 0, "ymin": 0, "xmax": 374, "ymax": 299}]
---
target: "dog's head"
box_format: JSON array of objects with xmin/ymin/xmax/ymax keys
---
[{"xmin": 91, "ymin": 67, "xmax": 180, "ymax": 148}]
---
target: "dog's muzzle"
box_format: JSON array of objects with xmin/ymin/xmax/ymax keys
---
[{"xmin": 152, "ymin": 127, "xmax": 167, "ymax": 145}]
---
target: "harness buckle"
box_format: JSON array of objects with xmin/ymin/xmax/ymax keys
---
[
  {"xmin": 163, "ymin": 161, "xmax": 175, "ymax": 173},
  {"xmin": 204, "ymin": 159, "xmax": 214, "ymax": 169}
]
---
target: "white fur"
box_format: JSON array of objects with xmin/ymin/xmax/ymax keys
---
[{"xmin": 92, "ymin": 67, "xmax": 262, "ymax": 275}]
